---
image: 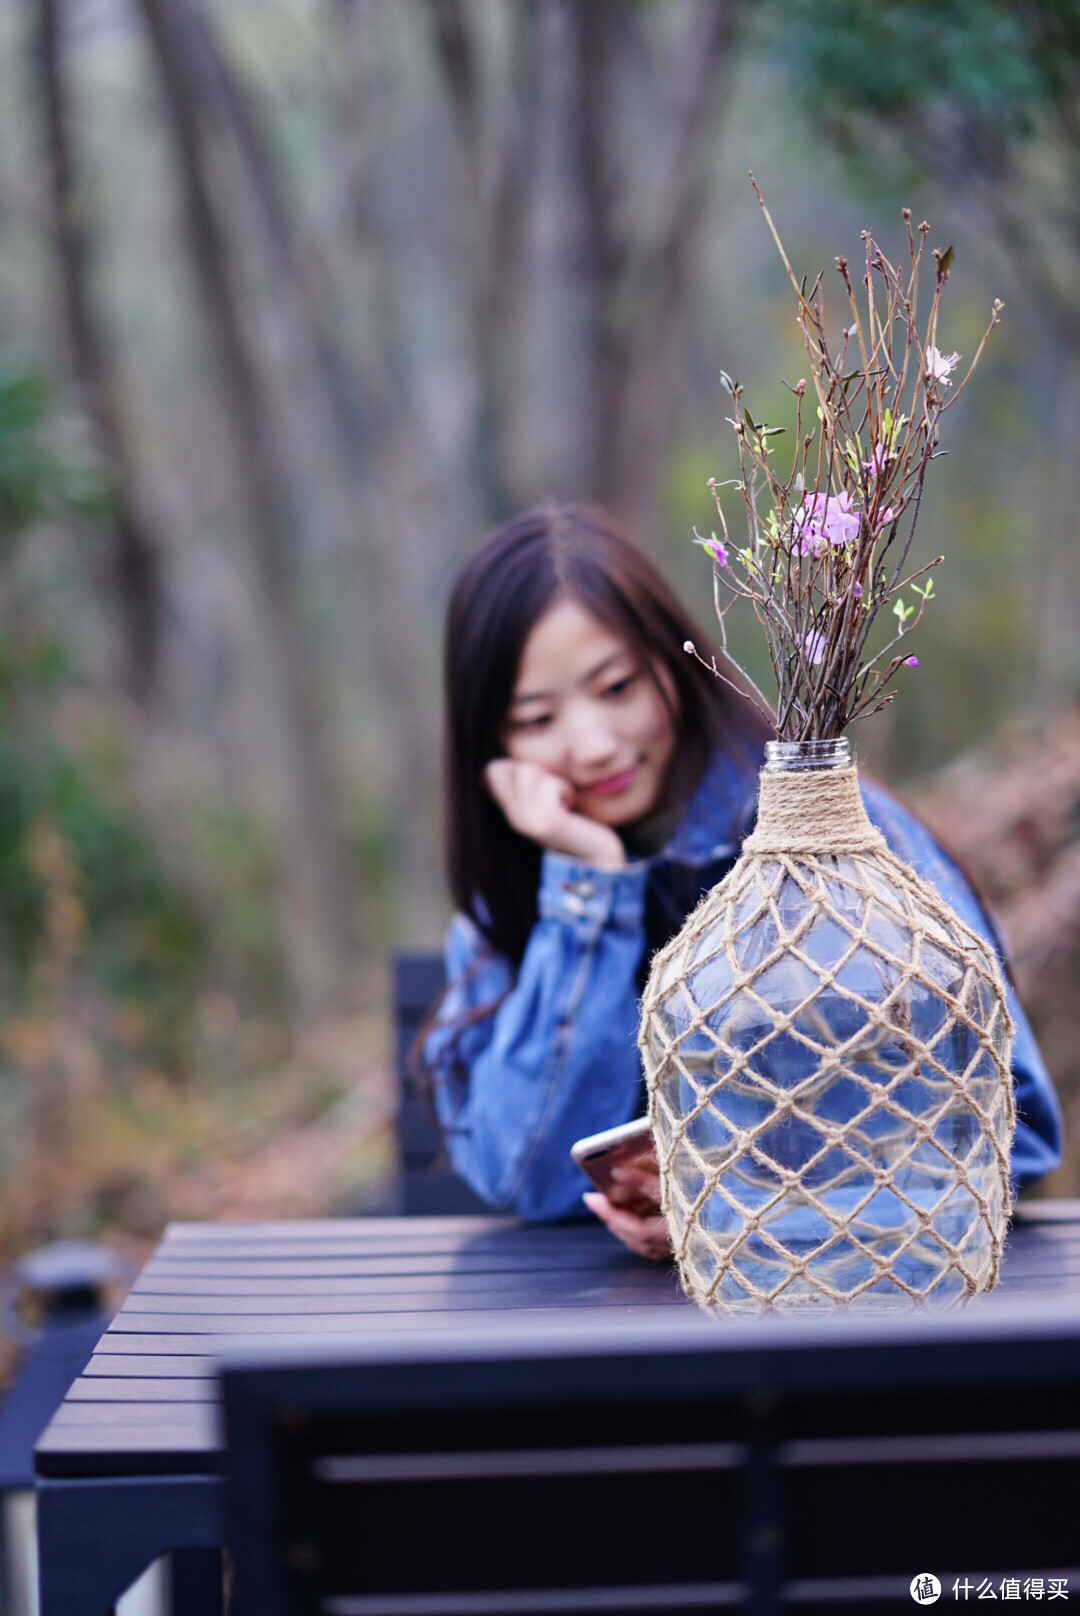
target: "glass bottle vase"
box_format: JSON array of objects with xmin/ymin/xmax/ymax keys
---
[{"xmin": 639, "ymin": 737, "xmax": 1015, "ymax": 1313}]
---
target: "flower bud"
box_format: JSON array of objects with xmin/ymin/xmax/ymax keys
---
[{"xmin": 683, "ymin": 641, "xmax": 696, "ymax": 655}]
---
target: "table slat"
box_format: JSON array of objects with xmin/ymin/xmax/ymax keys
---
[
  {"xmin": 67, "ymin": 1379, "xmax": 217, "ymax": 1402},
  {"xmin": 120, "ymin": 1282, "xmax": 681, "ymax": 1317},
  {"xmin": 139, "ymin": 1250, "xmax": 644, "ymax": 1276},
  {"xmin": 83, "ymin": 1355, "xmax": 217, "ymax": 1378},
  {"xmin": 130, "ymin": 1268, "xmax": 669, "ymax": 1298}
]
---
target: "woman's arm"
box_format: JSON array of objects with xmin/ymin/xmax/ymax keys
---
[{"xmin": 425, "ymin": 852, "xmax": 650, "ymax": 1221}]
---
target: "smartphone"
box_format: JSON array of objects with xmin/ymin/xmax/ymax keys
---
[{"xmin": 570, "ymin": 1117, "xmax": 660, "ymax": 1216}]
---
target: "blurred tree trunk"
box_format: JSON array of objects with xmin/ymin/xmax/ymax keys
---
[
  {"xmin": 136, "ymin": 0, "xmax": 356, "ymax": 1020},
  {"xmin": 424, "ymin": 0, "xmax": 742, "ymax": 544},
  {"xmin": 329, "ymin": 0, "xmax": 477, "ymax": 944},
  {"xmin": 427, "ymin": 0, "xmax": 535, "ymax": 515},
  {"xmin": 33, "ymin": 0, "xmax": 166, "ymax": 708},
  {"xmin": 573, "ymin": 0, "xmax": 740, "ymax": 530},
  {"xmin": 173, "ymin": 1, "xmax": 368, "ymax": 469},
  {"xmin": 498, "ymin": 0, "xmax": 592, "ymax": 499}
]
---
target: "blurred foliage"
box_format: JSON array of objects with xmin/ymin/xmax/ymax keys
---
[
  {"xmin": 0, "ymin": 358, "xmax": 107, "ymax": 533},
  {"xmin": 0, "ymin": 355, "xmax": 203, "ymax": 1047},
  {"xmin": 763, "ymin": 0, "xmax": 1080, "ymax": 356},
  {"xmin": 0, "ymin": 739, "xmax": 204, "ymax": 1022},
  {"xmin": 0, "ymin": 355, "xmax": 392, "ymax": 1258},
  {"xmin": 771, "ymin": 0, "xmax": 1079, "ymax": 157}
]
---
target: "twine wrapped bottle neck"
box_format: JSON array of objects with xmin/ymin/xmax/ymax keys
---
[{"xmin": 743, "ymin": 739, "xmax": 886, "ymax": 855}]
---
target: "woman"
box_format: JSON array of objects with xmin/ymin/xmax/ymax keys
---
[{"xmin": 423, "ymin": 505, "xmax": 1062, "ymax": 1253}]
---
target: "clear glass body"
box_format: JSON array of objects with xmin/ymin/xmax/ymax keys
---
[{"xmin": 645, "ymin": 737, "xmax": 1012, "ymax": 1313}]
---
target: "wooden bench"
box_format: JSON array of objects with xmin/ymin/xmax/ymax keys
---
[{"xmin": 221, "ymin": 1287, "xmax": 1080, "ymax": 1614}]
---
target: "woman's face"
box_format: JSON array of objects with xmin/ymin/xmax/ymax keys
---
[{"xmin": 501, "ymin": 596, "xmax": 677, "ymax": 828}]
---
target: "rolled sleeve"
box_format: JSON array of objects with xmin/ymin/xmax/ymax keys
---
[
  {"xmin": 538, "ymin": 852, "xmax": 650, "ymax": 928},
  {"xmin": 425, "ymin": 855, "xmax": 652, "ymax": 1221}
]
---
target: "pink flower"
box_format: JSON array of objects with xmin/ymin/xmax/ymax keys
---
[
  {"xmin": 825, "ymin": 491, "xmax": 860, "ymax": 545},
  {"xmin": 792, "ymin": 492, "xmax": 859, "ymax": 554},
  {"xmin": 862, "ymin": 443, "xmax": 891, "ymax": 478},
  {"xmin": 704, "ymin": 537, "xmax": 728, "ymax": 567},
  {"xmin": 925, "ymin": 347, "xmax": 961, "ymax": 386},
  {"xmin": 792, "ymin": 497, "xmax": 827, "ymax": 555},
  {"xmin": 800, "ymin": 628, "xmax": 827, "ymax": 666},
  {"xmin": 904, "ymin": 655, "xmax": 919, "ymax": 667}
]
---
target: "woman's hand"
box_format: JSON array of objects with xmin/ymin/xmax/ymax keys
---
[
  {"xmin": 485, "ymin": 758, "xmax": 626, "ymax": 870},
  {"xmin": 583, "ymin": 1191, "xmax": 671, "ymax": 1260},
  {"xmin": 583, "ymin": 1165, "xmax": 671, "ymax": 1261}
]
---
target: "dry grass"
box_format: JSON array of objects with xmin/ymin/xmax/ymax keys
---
[{"xmin": 0, "ymin": 1002, "xmax": 397, "ymax": 1269}]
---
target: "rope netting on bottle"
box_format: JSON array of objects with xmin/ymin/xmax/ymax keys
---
[{"xmin": 639, "ymin": 766, "xmax": 1016, "ymax": 1311}]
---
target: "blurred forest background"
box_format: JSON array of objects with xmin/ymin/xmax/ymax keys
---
[{"xmin": 1, "ymin": 0, "xmax": 1079, "ymax": 1263}]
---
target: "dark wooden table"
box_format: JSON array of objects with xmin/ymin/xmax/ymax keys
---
[{"xmin": 33, "ymin": 1203, "xmax": 1080, "ymax": 1616}]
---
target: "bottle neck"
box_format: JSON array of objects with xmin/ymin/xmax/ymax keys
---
[
  {"xmin": 763, "ymin": 737, "xmax": 853, "ymax": 774},
  {"xmin": 746, "ymin": 735, "xmax": 884, "ymax": 857}
]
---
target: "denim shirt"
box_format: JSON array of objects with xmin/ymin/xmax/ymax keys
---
[{"xmin": 426, "ymin": 749, "xmax": 1063, "ymax": 1221}]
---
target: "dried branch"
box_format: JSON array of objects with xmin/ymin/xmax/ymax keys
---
[{"xmin": 696, "ymin": 182, "xmax": 999, "ymax": 740}]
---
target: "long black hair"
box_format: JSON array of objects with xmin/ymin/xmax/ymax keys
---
[{"xmin": 444, "ymin": 504, "xmax": 770, "ymax": 964}]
